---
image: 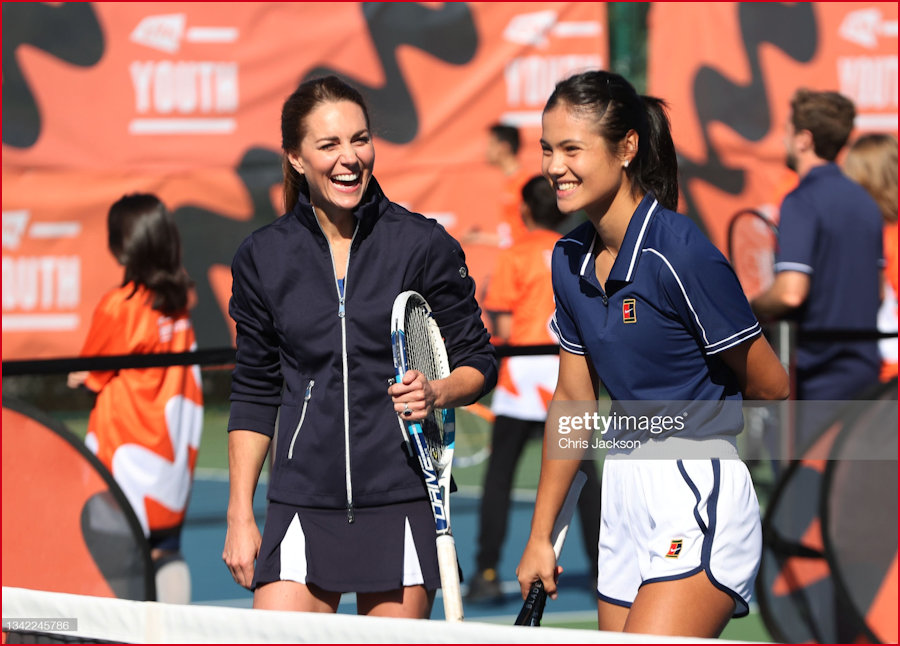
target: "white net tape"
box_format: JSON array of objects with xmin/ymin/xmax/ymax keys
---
[{"xmin": 2, "ymin": 587, "xmax": 749, "ymax": 644}]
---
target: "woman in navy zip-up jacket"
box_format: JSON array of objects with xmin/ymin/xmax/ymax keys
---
[{"xmin": 222, "ymin": 76, "xmax": 496, "ymax": 618}]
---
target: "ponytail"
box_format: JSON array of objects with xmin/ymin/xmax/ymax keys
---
[{"xmin": 634, "ymin": 96, "xmax": 678, "ymax": 211}]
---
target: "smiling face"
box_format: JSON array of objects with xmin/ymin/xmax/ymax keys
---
[
  {"xmin": 287, "ymin": 100, "xmax": 374, "ymax": 217},
  {"xmin": 540, "ymin": 102, "xmax": 631, "ymax": 220}
]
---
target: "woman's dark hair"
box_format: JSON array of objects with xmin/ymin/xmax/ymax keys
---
[
  {"xmin": 521, "ymin": 175, "xmax": 566, "ymax": 231},
  {"xmin": 544, "ymin": 70, "xmax": 679, "ymax": 211},
  {"xmin": 281, "ymin": 75, "xmax": 371, "ymax": 212},
  {"xmin": 107, "ymin": 193, "xmax": 192, "ymax": 316}
]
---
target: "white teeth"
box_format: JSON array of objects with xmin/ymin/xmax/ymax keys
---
[
  {"xmin": 333, "ymin": 174, "xmax": 358, "ymax": 182},
  {"xmin": 557, "ymin": 182, "xmax": 578, "ymax": 191}
]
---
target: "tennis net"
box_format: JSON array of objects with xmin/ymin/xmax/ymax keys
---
[{"xmin": 2, "ymin": 586, "xmax": 744, "ymax": 644}]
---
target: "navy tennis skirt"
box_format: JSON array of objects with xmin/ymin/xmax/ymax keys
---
[{"xmin": 252, "ymin": 498, "xmax": 443, "ymax": 593}]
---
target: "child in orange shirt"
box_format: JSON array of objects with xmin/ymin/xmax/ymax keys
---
[
  {"xmin": 467, "ymin": 176, "xmax": 601, "ymax": 602},
  {"xmin": 68, "ymin": 193, "xmax": 203, "ymax": 603}
]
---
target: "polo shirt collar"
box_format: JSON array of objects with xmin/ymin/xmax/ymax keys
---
[
  {"xmin": 801, "ymin": 162, "xmax": 840, "ymax": 185},
  {"xmin": 577, "ymin": 193, "xmax": 661, "ymax": 293}
]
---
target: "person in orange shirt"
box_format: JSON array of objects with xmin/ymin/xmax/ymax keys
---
[
  {"xmin": 462, "ymin": 123, "xmax": 531, "ymax": 249},
  {"xmin": 842, "ymin": 133, "xmax": 898, "ymax": 381},
  {"xmin": 68, "ymin": 193, "xmax": 203, "ymax": 603},
  {"xmin": 466, "ymin": 175, "xmax": 601, "ymax": 602}
]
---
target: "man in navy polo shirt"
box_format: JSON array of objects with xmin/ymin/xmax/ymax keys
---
[{"xmin": 752, "ymin": 89, "xmax": 883, "ymax": 446}]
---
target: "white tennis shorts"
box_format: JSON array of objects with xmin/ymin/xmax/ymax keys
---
[{"xmin": 597, "ymin": 452, "xmax": 761, "ymax": 617}]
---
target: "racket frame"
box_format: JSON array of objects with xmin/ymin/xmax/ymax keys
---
[{"xmin": 390, "ymin": 290, "xmax": 463, "ymax": 622}]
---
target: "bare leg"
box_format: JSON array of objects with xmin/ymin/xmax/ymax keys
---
[
  {"xmin": 253, "ymin": 580, "xmax": 341, "ymax": 613},
  {"xmin": 598, "ymin": 598, "xmax": 629, "ymax": 632},
  {"xmin": 623, "ymin": 571, "xmax": 735, "ymax": 637},
  {"xmin": 357, "ymin": 586, "xmax": 435, "ymax": 618}
]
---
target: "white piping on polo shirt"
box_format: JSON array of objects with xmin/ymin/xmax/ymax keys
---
[
  {"xmin": 774, "ymin": 261, "xmax": 813, "ymax": 274},
  {"xmin": 551, "ymin": 312, "xmax": 585, "ymax": 354},
  {"xmin": 705, "ymin": 322, "xmax": 762, "ymax": 354},
  {"xmin": 644, "ymin": 248, "xmax": 761, "ymax": 354},
  {"xmin": 625, "ymin": 199, "xmax": 659, "ymax": 281},
  {"xmin": 644, "ymin": 248, "xmax": 711, "ymax": 346},
  {"xmin": 579, "ymin": 236, "xmax": 596, "ymax": 277}
]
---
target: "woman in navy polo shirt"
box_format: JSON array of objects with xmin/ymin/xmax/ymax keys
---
[{"xmin": 516, "ymin": 71, "xmax": 789, "ymax": 637}]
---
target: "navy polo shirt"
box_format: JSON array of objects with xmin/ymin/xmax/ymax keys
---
[
  {"xmin": 775, "ymin": 163, "xmax": 882, "ymax": 400},
  {"xmin": 550, "ymin": 194, "xmax": 761, "ymax": 440}
]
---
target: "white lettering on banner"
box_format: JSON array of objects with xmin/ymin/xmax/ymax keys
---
[
  {"xmin": 2, "ymin": 210, "xmax": 31, "ymax": 250},
  {"xmin": 131, "ymin": 61, "xmax": 238, "ymax": 114},
  {"xmin": 839, "ymin": 8, "xmax": 898, "ymax": 49},
  {"xmin": 838, "ymin": 56, "xmax": 899, "ymax": 110},
  {"xmin": 503, "ymin": 11, "xmax": 602, "ymax": 48},
  {"xmin": 2, "ymin": 256, "xmax": 81, "ymax": 312},
  {"xmin": 502, "ymin": 54, "xmax": 603, "ymax": 126},
  {"xmin": 505, "ymin": 55, "xmax": 603, "ymax": 106},
  {"xmin": 131, "ymin": 14, "xmax": 186, "ymax": 54}
]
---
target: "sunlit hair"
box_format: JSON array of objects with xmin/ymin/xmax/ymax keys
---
[
  {"xmin": 843, "ymin": 133, "xmax": 898, "ymax": 224},
  {"xmin": 790, "ymin": 88, "xmax": 856, "ymax": 161},
  {"xmin": 108, "ymin": 193, "xmax": 192, "ymax": 315}
]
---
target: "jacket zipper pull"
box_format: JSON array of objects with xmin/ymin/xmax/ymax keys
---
[
  {"xmin": 347, "ymin": 502, "xmax": 355, "ymax": 524},
  {"xmin": 338, "ymin": 296, "xmax": 346, "ymax": 318}
]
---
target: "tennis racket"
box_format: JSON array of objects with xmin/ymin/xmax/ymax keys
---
[
  {"xmin": 726, "ymin": 208, "xmax": 779, "ymax": 301},
  {"xmin": 390, "ymin": 291, "xmax": 463, "ymax": 622},
  {"xmin": 515, "ymin": 470, "xmax": 588, "ymax": 627}
]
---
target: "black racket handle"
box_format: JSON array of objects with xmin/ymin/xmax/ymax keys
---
[{"xmin": 514, "ymin": 580, "xmax": 548, "ymax": 626}]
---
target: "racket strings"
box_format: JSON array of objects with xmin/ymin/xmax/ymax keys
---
[{"xmin": 404, "ymin": 303, "xmax": 446, "ymax": 461}]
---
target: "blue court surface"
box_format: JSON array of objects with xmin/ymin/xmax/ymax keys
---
[{"xmin": 183, "ymin": 474, "xmax": 600, "ymax": 624}]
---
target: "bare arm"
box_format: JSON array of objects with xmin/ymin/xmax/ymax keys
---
[
  {"xmin": 750, "ymin": 270, "xmax": 810, "ymax": 322},
  {"xmin": 517, "ymin": 350, "xmax": 599, "ymax": 600},
  {"xmin": 222, "ymin": 430, "xmax": 271, "ymax": 589},
  {"xmin": 719, "ymin": 334, "xmax": 790, "ymax": 400}
]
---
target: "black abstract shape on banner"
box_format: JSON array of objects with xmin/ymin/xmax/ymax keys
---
[
  {"xmin": 678, "ymin": 3, "xmax": 817, "ymax": 234},
  {"xmin": 303, "ymin": 2, "xmax": 478, "ymax": 144},
  {"xmin": 175, "ymin": 148, "xmax": 284, "ymax": 348},
  {"xmin": 2, "ymin": 3, "xmax": 104, "ymax": 148}
]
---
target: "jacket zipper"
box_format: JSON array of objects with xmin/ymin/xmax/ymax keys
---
[
  {"xmin": 314, "ymin": 215, "xmax": 358, "ymax": 523},
  {"xmin": 287, "ymin": 379, "xmax": 315, "ymax": 459}
]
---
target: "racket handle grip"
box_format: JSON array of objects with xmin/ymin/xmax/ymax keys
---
[
  {"xmin": 436, "ymin": 534, "xmax": 463, "ymax": 622},
  {"xmin": 514, "ymin": 581, "xmax": 547, "ymax": 626}
]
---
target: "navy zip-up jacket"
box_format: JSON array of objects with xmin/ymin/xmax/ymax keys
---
[{"xmin": 228, "ymin": 180, "xmax": 497, "ymax": 512}]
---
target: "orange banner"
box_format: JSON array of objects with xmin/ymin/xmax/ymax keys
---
[
  {"xmin": 2, "ymin": 2, "xmax": 608, "ymax": 360},
  {"xmin": 2, "ymin": 401, "xmax": 153, "ymax": 599},
  {"xmin": 648, "ymin": 3, "xmax": 898, "ymax": 253}
]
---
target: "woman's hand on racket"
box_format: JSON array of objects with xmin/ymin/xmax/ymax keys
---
[
  {"xmin": 388, "ymin": 369, "xmax": 436, "ymax": 421},
  {"xmin": 517, "ymin": 536, "xmax": 563, "ymax": 600},
  {"xmin": 223, "ymin": 512, "xmax": 262, "ymax": 590}
]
